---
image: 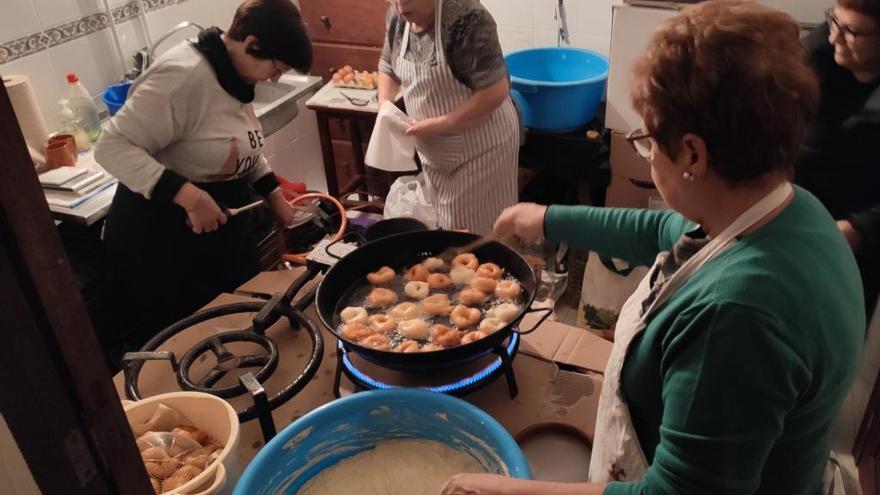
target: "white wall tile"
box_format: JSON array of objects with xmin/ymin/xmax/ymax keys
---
[
  {"xmin": 1, "ymin": 0, "xmax": 41, "ymax": 43},
  {"xmin": 577, "ymin": 0, "xmax": 614, "ymax": 37},
  {"xmin": 48, "ymin": 28, "xmax": 123, "ymax": 98},
  {"xmin": 144, "ymin": 0, "xmax": 241, "ymax": 58},
  {"xmin": 112, "ymin": 18, "xmax": 149, "ymax": 67},
  {"xmin": 533, "ymin": 0, "xmax": 560, "ymax": 31},
  {"xmin": 533, "ymin": 28, "xmax": 560, "ymax": 48},
  {"xmin": 33, "ymin": 0, "xmax": 101, "ymax": 29},
  {"xmin": 484, "ymin": 0, "xmax": 533, "ymax": 29},
  {"xmin": 0, "ymin": 50, "xmax": 63, "ymax": 119}
]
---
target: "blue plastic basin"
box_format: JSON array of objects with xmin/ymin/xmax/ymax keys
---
[
  {"xmin": 505, "ymin": 47, "xmax": 609, "ymax": 132},
  {"xmin": 233, "ymin": 389, "xmax": 530, "ymax": 494},
  {"xmin": 100, "ymin": 81, "xmax": 131, "ymax": 116}
]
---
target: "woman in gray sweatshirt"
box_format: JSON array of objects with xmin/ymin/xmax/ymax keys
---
[{"xmin": 95, "ymin": 0, "xmax": 311, "ymax": 348}]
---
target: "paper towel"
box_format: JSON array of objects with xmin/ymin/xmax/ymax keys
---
[
  {"xmin": 365, "ymin": 100, "xmax": 418, "ymax": 172},
  {"xmin": 4, "ymin": 74, "xmax": 49, "ymax": 153}
]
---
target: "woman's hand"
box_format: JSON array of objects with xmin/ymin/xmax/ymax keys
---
[
  {"xmin": 441, "ymin": 473, "xmax": 514, "ymax": 495},
  {"xmin": 405, "ymin": 115, "xmax": 454, "ymax": 137},
  {"xmin": 493, "ymin": 203, "xmax": 549, "ymax": 242},
  {"xmin": 173, "ymin": 182, "xmax": 227, "ymax": 234},
  {"xmin": 267, "ymin": 188, "xmax": 298, "ymax": 229}
]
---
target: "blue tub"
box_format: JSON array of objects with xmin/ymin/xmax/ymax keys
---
[
  {"xmin": 100, "ymin": 81, "xmax": 131, "ymax": 116},
  {"xmin": 506, "ymin": 47, "xmax": 609, "ymax": 132},
  {"xmin": 234, "ymin": 389, "xmax": 530, "ymax": 494}
]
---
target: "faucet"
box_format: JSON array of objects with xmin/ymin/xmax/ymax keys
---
[
  {"xmin": 124, "ymin": 21, "xmax": 205, "ymax": 80},
  {"xmin": 557, "ymin": 0, "xmax": 570, "ymax": 46}
]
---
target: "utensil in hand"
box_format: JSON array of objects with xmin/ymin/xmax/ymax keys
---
[
  {"xmin": 437, "ymin": 233, "xmax": 498, "ymax": 262},
  {"xmin": 186, "ymin": 200, "xmax": 318, "ymax": 228}
]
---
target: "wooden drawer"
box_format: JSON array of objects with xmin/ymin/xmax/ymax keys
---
[
  {"xmin": 300, "ymin": 0, "xmax": 387, "ymax": 46},
  {"xmin": 328, "ymin": 117, "xmax": 375, "ymax": 143},
  {"xmin": 332, "ymin": 139, "xmax": 358, "ymax": 190},
  {"xmin": 310, "ymin": 42, "xmax": 383, "ymax": 81}
]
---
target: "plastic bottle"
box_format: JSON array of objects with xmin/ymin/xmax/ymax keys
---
[
  {"xmin": 58, "ymin": 99, "xmax": 91, "ymax": 152},
  {"xmin": 65, "ymin": 73, "xmax": 101, "ymax": 142}
]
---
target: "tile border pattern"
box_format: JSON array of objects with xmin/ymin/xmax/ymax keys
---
[{"xmin": 0, "ymin": 0, "xmax": 192, "ymax": 65}]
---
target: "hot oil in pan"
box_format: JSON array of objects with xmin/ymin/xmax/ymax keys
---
[{"xmin": 333, "ymin": 259, "xmax": 526, "ymax": 351}]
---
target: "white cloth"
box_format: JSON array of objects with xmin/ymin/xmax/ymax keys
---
[
  {"xmin": 588, "ymin": 182, "xmax": 794, "ymax": 483},
  {"xmin": 365, "ymin": 101, "xmax": 418, "ymax": 172},
  {"xmin": 392, "ymin": 0, "xmax": 519, "ymax": 234}
]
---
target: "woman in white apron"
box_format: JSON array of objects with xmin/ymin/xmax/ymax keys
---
[
  {"xmin": 377, "ymin": 0, "xmax": 520, "ymax": 234},
  {"xmin": 442, "ymin": 2, "xmax": 864, "ymax": 494}
]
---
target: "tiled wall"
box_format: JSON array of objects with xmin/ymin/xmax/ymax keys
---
[
  {"xmin": 0, "ymin": 0, "xmax": 244, "ymax": 120},
  {"xmin": 483, "ymin": 0, "xmax": 623, "ymax": 57}
]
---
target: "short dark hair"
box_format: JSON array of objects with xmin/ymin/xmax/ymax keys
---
[
  {"xmin": 227, "ymin": 0, "xmax": 312, "ymax": 73},
  {"xmin": 631, "ymin": 0, "xmax": 820, "ymax": 183},
  {"xmin": 839, "ymin": 0, "xmax": 880, "ymax": 20}
]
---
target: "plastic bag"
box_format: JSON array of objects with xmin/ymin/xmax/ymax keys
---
[
  {"xmin": 383, "ymin": 174, "xmax": 438, "ymax": 228},
  {"xmin": 578, "ymin": 252, "xmax": 648, "ymax": 341}
]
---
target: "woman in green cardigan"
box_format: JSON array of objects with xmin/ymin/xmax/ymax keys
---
[{"xmin": 443, "ymin": 1, "xmax": 864, "ymax": 494}]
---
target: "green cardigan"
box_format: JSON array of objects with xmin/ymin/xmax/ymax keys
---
[{"xmin": 544, "ymin": 186, "xmax": 863, "ymax": 495}]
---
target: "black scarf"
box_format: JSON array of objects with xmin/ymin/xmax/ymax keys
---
[{"xmin": 193, "ymin": 27, "xmax": 255, "ymax": 103}]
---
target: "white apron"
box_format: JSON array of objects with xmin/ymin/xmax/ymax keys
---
[
  {"xmin": 393, "ymin": 0, "xmax": 520, "ymax": 234},
  {"xmin": 589, "ymin": 182, "xmax": 794, "ymax": 482}
]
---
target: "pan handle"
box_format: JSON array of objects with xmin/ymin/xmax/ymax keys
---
[
  {"xmin": 515, "ymin": 307, "xmax": 553, "ymax": 335},
  {"xmin": 324, "ymin": 231, "xmax": 367, "ymax": 260}
]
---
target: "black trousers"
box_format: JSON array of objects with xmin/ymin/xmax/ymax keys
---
[{"xmin": 104, "ymin": 179, "xmax": 260, "ymax": 349}]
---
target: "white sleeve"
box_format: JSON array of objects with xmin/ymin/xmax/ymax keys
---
[{"xmin": 95, "ymin": 66, "xmax": 185, "ymax": 199}]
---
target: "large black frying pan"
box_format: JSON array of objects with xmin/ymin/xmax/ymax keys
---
[{"xmin": 316, "ymin": 230, "xmax": 552, "ymax": 372}]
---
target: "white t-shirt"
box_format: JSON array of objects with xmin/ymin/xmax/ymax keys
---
[{"xmin": 96, "ymin": 41, "xmax": 273, "ymax": 199}]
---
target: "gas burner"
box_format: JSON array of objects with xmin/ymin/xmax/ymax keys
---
[
  {"xmin": 122, "ymin": 268, "xmax": 324, "ymax": 442},
  {"xmin": 334, "ymin": 333, "xmax": 520, "ymax": 399}
]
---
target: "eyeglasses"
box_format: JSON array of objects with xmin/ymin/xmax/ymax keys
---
[
  {"xmin": 625, "ymin": 128, "xmax": 654, "ymax": 159},
  {"xmin": 826, "ymin": 8, "xmax": 880, "ymax": 45}
]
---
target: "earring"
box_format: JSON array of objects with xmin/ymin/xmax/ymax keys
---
[{"xmin": 683, "ymin": 171, "xmax": 695, "ymax": 182}]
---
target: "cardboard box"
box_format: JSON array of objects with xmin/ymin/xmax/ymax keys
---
[
  {"xmin": 610, "ymin": 130, "xmax": 653, "ymax": 183},
  {"xmin": 606, "ymin": 5, "xmax": 677, "ymax": 132},
  {"xmin": 606, "ymin": 173, "xmax": 666, "ymax": 209}
]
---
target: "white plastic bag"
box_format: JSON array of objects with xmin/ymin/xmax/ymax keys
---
[
  {"xmin": 383, "ymin": 174, "xmax": 438, "ymax": 228},
  {"xmin": 578, "ymin": 251, "xmax": 648, "ymax": 341}
]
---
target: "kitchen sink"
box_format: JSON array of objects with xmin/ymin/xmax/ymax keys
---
[{"xmin": 253, "ymin": 74, "xmax": 323, "ymax": 138}]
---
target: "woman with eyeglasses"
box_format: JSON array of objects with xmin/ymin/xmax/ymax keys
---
[
  {"xmin": 96, "ymin": 0, "xmax": 311, "ymax": 352},
  {"xmin": 445, "ymin": 2, "xmax": 863, "ymax": 494},
  {"xmin": 796, "ymin": 0, "xmax": 880, "ymax": 318},
  {"xmin": 377, "ymin": 0, "xmax": 520, "ymax": 234}
]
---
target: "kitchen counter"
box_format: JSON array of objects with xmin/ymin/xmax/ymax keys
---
[{"xmin": 112, "ymin": 267, "xmax": 607, "ymax": 478}]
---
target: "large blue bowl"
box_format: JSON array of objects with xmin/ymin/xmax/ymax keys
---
[
  {"xmin": 234, "ymin": 389, "xmax": 530, "ymax": 494},
  {"xmin": 506, "ymin": 47, "xmax": 609, "ymax": 132}
]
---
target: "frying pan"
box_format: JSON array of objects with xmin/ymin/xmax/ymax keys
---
[{"xmin": 316, "ymin": 230, "xmax": 551, "ymax": 371}]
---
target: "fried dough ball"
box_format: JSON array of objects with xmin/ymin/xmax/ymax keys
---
[
  {"xmin": 404, "ymin": 281, "xmax": 430, "ymax": 299},
  {"xmin": 469, "ymin": 276, "xmax": 497, "ymax": 293},
  {"xmin": 390, "ymin": 302, "xmax": 421, "ymax": 320},
  {"xmin": 398, "ymin": 319, "xmax": 430, "ymax": 340},
  {"xmin": 422, "ymin": 257, "xmax": 446, "ymax": 272},
  {"xmin": 368, "ymin": 314, "xmax": 397, "ymax": 334},
  {"xmin": 366, "ymin": 266, "xmax": 395, "ymax": 286},
  {"xmin": 478, "ymin": 317, "xmax": 507, "ymax": 334},
  {"xmin": 458, "ymin": 288, "xmax": 489, "ymax": 306},
  {"xmin": 406, "ymin": 264, "xmax": 430, "ymax": 282},
  {"xmin": 452, "ymin": 253, "xmax": 479, "ymax": 271},
  {"xmin": 340, "ymin": 306, "xmax": 369, "ymax": 325},
  {"xmin": 422, "ymin": 293, "xmax": 452, "ymax": 315},
  {"xmin": 366, "ymin": 288, "xmax": 398, "ymax": 308},
  {"xmin": 362, "ymin": 334, "xmax": 392, "ymax": 350},
  {"xmin": 421, "ymin": 343, "xmax": 444, "ymax": 352},
  {"xmin": 476, "ymin": 263, "xmax": 504, "ymax": 279},
  {"xmin": 450, "ymin": 266, "xmax": 476, "ymax": 285},
  {"xmin": 427, "ymin": 273, "xmax": 453, "ymax": 289},
  {"xmin": 494, "ymin": 280, "xmax": 522, "ymax": 300},
  {"xmin": 431, "ymin": 324, "xmax": 463, "ymax": 348},
  {"xmin": 394, "ymin": 340, "xmax": 421, "ymax": 353},
  {"xmin": 450, "ymin": 305, "xmax": 481, "ymax": 328},
  {"xmin": 341, "ymin": 322, "xmax": 373, "ymax": 341},
  {"xmin": 461, "ymin": 330, "xmax": 488, "ymax": 345},
  {"xmin": 486, "ymin": 303, "xmax": 520, "ymax": 323}
]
